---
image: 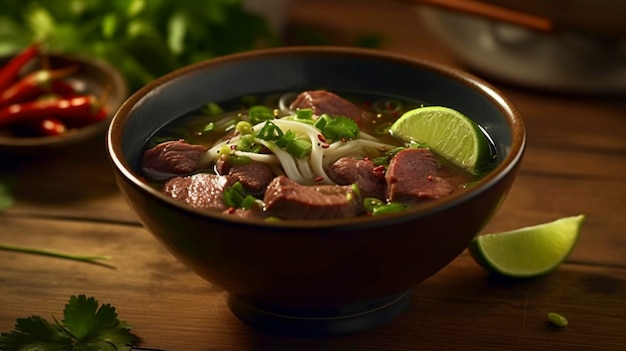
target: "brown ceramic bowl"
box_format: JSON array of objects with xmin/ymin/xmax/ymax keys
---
[
  {"xmin": 107, "ymin": 46, "xmax": 525, "ymax": 336},
  {"xmin": 0, "ymin": 53, "xmax": 127, "ymax": 154}
]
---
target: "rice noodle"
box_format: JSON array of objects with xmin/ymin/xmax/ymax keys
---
[{"xmin": 199, "ymin": 115, "xmax": 397, "ymax": 185}]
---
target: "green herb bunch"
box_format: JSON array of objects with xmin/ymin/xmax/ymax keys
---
[
  {"xmin": 0, "ymin": 0, "xmax": 278, "ymax": 92},
  {"xmin": 0, "ymin": 295, "xmax": 141, "ymax": 350}
]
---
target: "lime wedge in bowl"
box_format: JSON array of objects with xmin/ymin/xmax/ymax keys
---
[
  {"xmin": 469, "ymin": 215, "xmax": 585, "ymax": 278},
  {"xmin": 389, "ymin": 106, "xmax": 492, "ymax": 174}
]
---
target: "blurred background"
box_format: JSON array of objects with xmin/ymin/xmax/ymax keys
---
[{"xmin": 3, "ymin": 0, "xmax": 624, "ymax": 94}]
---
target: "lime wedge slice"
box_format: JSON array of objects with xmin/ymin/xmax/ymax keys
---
[
  {"xmin": 469, "ymin": 215, "xmax": 585, "ymax": 278},
  {"xmin": 389, "ymin": 106, "xmax": 491, "ymax": 174}
]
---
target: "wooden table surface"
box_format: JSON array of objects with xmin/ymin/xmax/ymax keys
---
[{"xmin": 1, "ymin": 1, "xmax": 625, "ymax": 350}]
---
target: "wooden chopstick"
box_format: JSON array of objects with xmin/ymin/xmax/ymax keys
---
[{"xmin": 404, "ymin": 0, "xmax": 553, "ymax": 32}]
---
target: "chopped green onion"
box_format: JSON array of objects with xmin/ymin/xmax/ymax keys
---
[
  {"xmin": 296, "ymin": 108, "xmax": 313, "ymax": 120},
  {"xmin": 285, "ymin": 139, "xmax": 312, "ymax": 158},
  {"xmin": 232, "ymin": 182, "xmax": 246, "ymax": 194},
  {"xmin": 223, "ymin": 181, "xmax": 252, "ymax": 208},
  {"xmin": 408, "ymin": 140, "xmax": 429, "ymax": 149},
  {"xmin": 227, "ymin": 155, "xmax": 251, "ymax": 165},
  {"xmin": 314, "ymin": 114, "xmax": 332, "ymax": 130},
  {"xmin": 241, "ymin": 195, "xmax": 258, "ymax": 210},
  {"xmin": 201, "ymin": 102, "xmax": 224, "ymax": 116},
  {"xmin": 202, "ymin": 122, "xmax": 215, "ymax": 133},
  {"xmin": 372, "ymin": 146, "xmax": 406, "ymax": 166},
  {"xmin": 275, "ymin": 130, "xmax": 296, "ymax": 148},
  {"xmin": 249, "ymin": 106, "xmax": 274, "ymax": 124},
  {"xmin": 257, "ymin": 121, "xmax": 283, "ymax": 141},
  {"xmin": 223, "ymin": 186, "xmax": 245, "ymax": 208}
]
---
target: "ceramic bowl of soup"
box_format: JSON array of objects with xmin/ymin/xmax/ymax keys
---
[{"xmin": 107, "ymin": 46, "xmax": 525, "ymax": 336}]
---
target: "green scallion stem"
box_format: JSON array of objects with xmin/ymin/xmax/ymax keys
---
[{"xmin": 0, "ymin": 243, "xmax": 112, "ymax": 264}]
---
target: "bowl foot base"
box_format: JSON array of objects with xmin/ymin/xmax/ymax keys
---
[{"xmin": 226, "ymin": 290, "xmax": 412, "ymax": 336}]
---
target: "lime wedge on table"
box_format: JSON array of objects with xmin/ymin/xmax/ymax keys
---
[
  {"xmin": 469, "ymin": 215, "xmax": 585, "ymax": 278},
  {"xmin": 389, "ymin": 106, "xmax": 491, "ymax": 174}
]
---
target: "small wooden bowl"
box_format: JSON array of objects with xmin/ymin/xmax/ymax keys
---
[{"xmin": 0, "ymin": 53, "xmax": 127, "ymax": 154}]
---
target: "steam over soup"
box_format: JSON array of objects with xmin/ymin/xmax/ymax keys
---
[{"xmin": 141, "ymin": 90, "xmax": 495, "ymax": 220}]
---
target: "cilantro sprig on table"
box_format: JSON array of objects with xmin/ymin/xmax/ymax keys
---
[{"xmin": 0, "ymin": 295, "xmax": 141, "ymax": 351}]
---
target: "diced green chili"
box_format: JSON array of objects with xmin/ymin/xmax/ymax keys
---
[
  {"xmin": 236, "ymin": 121, "xmax": 254, "ymax": 135},
  {"xmin": 363, "ymin": 197, "xmax": 385, "ymax": 213},
  {"xmin": 548, "ymin": 312, "xmax": 568, "ymax": 327},
  {"xmin": 237, "ymin": 134, "xmax": 261, "ymax": 152},
  {"xmin": 351, "ymin": 183, "xmax": 361, "ymax": 199},
  {"xmin": 201, "ymin": 122, "xmax": 215, "ymax": 133},
  {"xmin": 372, "ymin": 203, "xmax": 407, "ymax": 216}
]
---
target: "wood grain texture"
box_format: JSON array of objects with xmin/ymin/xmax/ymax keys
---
[{"xmin": 1, "ymin": 0, "xmax": 625, "ymax": 350}]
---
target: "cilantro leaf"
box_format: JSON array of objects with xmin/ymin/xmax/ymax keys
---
[
  {"xmin": 321, "ymin": 116, "xmax": 360, "ymax": 142},
  {"xmin": 0, "ymin": 316, "xmax": 70, "ymax": 350},
  {"xmin": 0, "ymin": 295, "xmax": 141, "ymax": 351},
  {"xmin": 0, "ymin": 0, "xmax": 278, "ymax": 92}
]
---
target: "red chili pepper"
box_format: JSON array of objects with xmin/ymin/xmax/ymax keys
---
[
  {"xmin": 0, "ymin": 43, "xmax": 39, "ymax": 92},
  {"xmin": 0, "ymin": 65, "xmax": 79, "ymax": 108},
  {"xmin": 34, "ymin": 118, "xmax": 67, "ymax": 136},
  {"xmin": 50, "ymin": 80, "xmax": 78, "ymax": 98},
  {"xmin": 372, "ymin": 165, "xmax": 386, "ymax": 178},
  {"xmin": 0, "ymin": 95, "xmax": 106, "ymax": 128}
]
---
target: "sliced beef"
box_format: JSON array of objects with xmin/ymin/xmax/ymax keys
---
[
  {"xmin": 290, "ymin": 90, "xmax": 372, "ymax": 125},
  {"xmin": 264, "ymin": 175, "xmax": 362, "ymax": 220},
  {"xmin": 163, "ymin": 173, "xmax": 235, "ymax": 211},
  {"xmin": 327, "ymin": 157, "xmax": 386, "ymax": 199},
  {"xmin": 215, "ymin": 157, "xmax": 274, "ymax": 195},
  {"xmin": 142, "ymin": 139, "xmax": 207, "ymax": 175},
  {"xmin": 386, "ymin": 148, "xmax": 454, "ymax": 203}
]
